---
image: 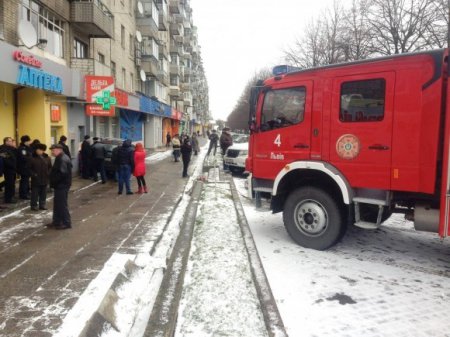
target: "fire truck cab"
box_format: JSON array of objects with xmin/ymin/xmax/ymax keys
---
[{"xmin": 246, "ymin": 49, "xmax": 450, "ymax": 250}]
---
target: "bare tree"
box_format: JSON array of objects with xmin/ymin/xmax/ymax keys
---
[
  {"xmin": 423, "ymin": 0, "xmax": 449, "ymax": 48},
  {"xmin": 341, "ymin": 0, "xmax": 372, "ymax": 60},
  {"xmin": 366, "ymin": 0, "xmax": 440, "ymax": 55},
  {"xmin": 284, "ymin": 1, "xmax": 348, "ymax": 68},
  {"xmin": 284, "ymin": 19, "xmax": 326, "ymax": 68},
  {"xmin": 227, "ymin": 69, "xmax": 271, "ymax": 130}
]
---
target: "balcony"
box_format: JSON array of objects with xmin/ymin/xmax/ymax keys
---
[
  {"xmin": 169, "ymin": 43, "xmax": 182, "ymax": 55},
  {"xmin": 159, "ymin": 70, "xmax": 169, "ymax": 86},
  {"xmin": 170, "ymin": 64, "xmax": 180, "ymax": 75},
  {"xmin": 170, "ymin": 22, "xmax": 183, "ymax": 36},
  {"xmin": 157, "ymin": 6, "xmax": 169, "ymax": 30},
  {"xmin": 141, "ymin": 58, "xmax": 160, "ymax": 77},
  {"xmin": 70, "ymin": 58, "xmax": 111, "ymax": 78},
  {"xmin": 183, "ymin": 92, "xmax": 193, "ymax": 106},
  {"xmin": 70, "ymin": 0, "xmax": 113, "ymax": 38},
  {"xmin": 169, "ymin": 0, "xmax": 182, "ymax": 14},
  {"xmin": 181, "ymin": 82, "xmax": 191, "ymax": 91},
  {"xmin": 170, "ymin": 86, "xmax": 181, "ymax": 97},
  {"xmin": 137, "ymin": 18, "xmax": 159, "ymax": 38}
]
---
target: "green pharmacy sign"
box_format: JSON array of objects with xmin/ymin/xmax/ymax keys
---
[{"xmin": 96, "ymin": 90, "xmax": 117, "ymax": 110}]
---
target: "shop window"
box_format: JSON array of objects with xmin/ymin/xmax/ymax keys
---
[
  {"xmin": 261, "ymin": 87, "xmax": 306, "ymax": 131},
  {"xmin": 340, "ymin": 79, "xmax": 386, "ymax": 122}
]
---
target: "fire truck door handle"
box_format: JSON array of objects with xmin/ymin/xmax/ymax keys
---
[
  {"xmin": 294, "ymin": 143, "xmax": 309, "ymax": 149},
  {"xmin": 368, "ymin": 144, "xmax": 390, "ymax": 150}
]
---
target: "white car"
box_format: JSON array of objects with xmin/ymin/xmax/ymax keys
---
[{"xmin": 224, "ymin": 142, "xmax": 248, "ymax": 174}]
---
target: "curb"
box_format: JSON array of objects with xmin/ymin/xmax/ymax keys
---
[
  {"xmin": 143, "ymin": 180, "xmax": 203, "ymax": 337},
  {"xmin": 229, "ymin": 177, "xmax": 288, "ymax": 337}
]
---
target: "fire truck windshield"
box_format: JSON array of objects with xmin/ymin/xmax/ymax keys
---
[{"xmin": 260, "ymin": 87, "xmax": 306, "ymax": 131}]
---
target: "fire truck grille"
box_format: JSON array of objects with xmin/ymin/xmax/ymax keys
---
[{"xmin": 226, "ymin": 149, "xmax": 240, "ymax": 158}]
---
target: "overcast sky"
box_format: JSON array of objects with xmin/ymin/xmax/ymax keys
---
[{"xmin": 190, "ymin": 0, "xmax": 351, "ymax": 121}]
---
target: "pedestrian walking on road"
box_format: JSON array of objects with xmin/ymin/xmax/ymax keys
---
[
  {"xmin": 59, "ymin": 135, "xmax": 71, "ymax": 159},
  {"xmin": 49, "ymin": 144, "xmax": 72, "ymax": 230},
  {"xmin": 17, "ymin": 135, "xmax": 32, "ymax": 200},
  {"xmin": 80, "ymin": 135, "xmax": 92, "ymax": 179},
  {"xmin": 220, "ymin": 127, "xmax": 233, "ymax": 171},
  {"xmin": 166, "ymin": 132, "xmax": 172, "ymax": 148},
  {"xmin": 0, "ymin": 137, "xmax": 17, "ymax": 204},
  {"xmin": 117, "ymin": 139, "xmax": 135, "ymax": 195},
  {"xmin": 133, "ymin": 143, "xmax": 147, "ymax": 193},
  {"xmin": 206, "ymin": 129, "xmax": 218, "ymax": 157},
  {"xmin": 191, "ymin": 133, "xmax": 200, "ymax": 156},
  {"xmin": 172, "ymin": 135, "xmax": 181, "ymax": 162},
  {"xmin": 181, "ymin": 137, "xmax": 192, "ymax": 178},
  {"xmin": 91, "ymin": 137, "xmax": 107, "ymax": 183},
  {"xmin": 29, "ymin": 143, "xmax": 51, "ymax": 211}
]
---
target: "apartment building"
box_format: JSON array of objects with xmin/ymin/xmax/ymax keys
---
[{"xmin": 0, "ymin": 0, "xmax": 209, "ymax": 167}]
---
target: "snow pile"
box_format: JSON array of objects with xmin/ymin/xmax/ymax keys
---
[
  {"xmin": 175, "ymin": 183, "xmax": 268, "ymax": 337},
  {"xmin": 145, "ymin": 149, "xmax": 172, "ymax": 163}
]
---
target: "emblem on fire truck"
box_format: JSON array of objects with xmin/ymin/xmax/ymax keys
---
[{"xmin": 336, "ymin": 134, "xmax": 360, "ymax": 160}]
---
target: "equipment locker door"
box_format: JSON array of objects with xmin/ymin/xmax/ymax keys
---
[
  {"xmin": 253, "ymin": 80, "xmax": 313, "ymax": 180},
  {"xmin": 330, "ymin": 72, "xmax": 395, "ymax": 190}
]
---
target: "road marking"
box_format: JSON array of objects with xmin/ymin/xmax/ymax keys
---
[{"xmin": 0, "ymin": 253, "xmax": 36, "ymax": 279}]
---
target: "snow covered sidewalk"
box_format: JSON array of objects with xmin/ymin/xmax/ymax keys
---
[{"xmin": 174, "ymin": 182, "xmax": 269, "ymax": 337}]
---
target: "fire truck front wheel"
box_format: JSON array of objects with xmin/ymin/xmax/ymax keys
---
[{"xmin": 283, "ymin": 187, "xmax": 345, "ymax": 251}]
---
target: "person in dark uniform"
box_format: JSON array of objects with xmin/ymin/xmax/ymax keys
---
[
  {"xmin": 29, "ymin": 143, "xmax": 52, "ymax": 211},
  {"xmin": 180, "ymin": 137, "xmax": 192, "ymax": 178},
  {"xmin": 91, "ymin": 137, "xmax": 107, "ymax": 183},
  {"xmin": 80, "ymin": 135, "xmax": 91, "ymax": 179},
  {"xmin": 0, "ymin": 137, "xmax": 17, "ymax": 204},
  {"xmin": 166, "ymin": 132, "xmax": 172, "ymax": 148},
  {"xmin": 58, "ymin": 135, "xmax": 71, "ymax": 159},
  {"xmin": 17, "ymin": 135, "xmax": 32, "ymax": 199},
  {"xmin": 48, "ymin": 144, "xmax": 72, "ymax": 229}
]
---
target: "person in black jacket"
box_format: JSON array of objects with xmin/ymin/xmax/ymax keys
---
[
  {"xmin": 117, "ymin": 139, "xmax": 135, "ymax": 195},
  {"xmin": 80, "ymin": 135, "xmax": 92, "ymax": 179},
  {"xmin": 180, "ymin": 137, "xmax": 192, "ymax": 178},
  {"xmin": 58, "ymin": 135, "xmax": 71, "ymax": 159},
  {"xmin": 0, "ymin": 137, "xmax": 17, "ymax": 204},
  {"xmin": 91, "ymin": 137, "xmax": 107, "ymax": 183},
  {"xmin": 17, "ymin": 135, "xmax": 32, "ymax": 199},
  {"xmin": 206, "ymin": 130, "xmax": 219, "ymax": 157},
  {"xmin": 48, "ymin": 144, "xmax": 72, "ymax": 230},
  {"xmin": 29, "ymin": 143, "xmax": 52, "ymax": 211}
]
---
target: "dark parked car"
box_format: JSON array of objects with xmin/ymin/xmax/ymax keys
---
[{"xmin": 77, "ymin": 138, "xmax": 136, "ymax": 179}]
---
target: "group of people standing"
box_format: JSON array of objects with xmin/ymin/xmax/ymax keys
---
[
  {"xmin": 169, "ymin": 132, "xmax": 201, "ymax": 178},
  {"xmin": 0, "ymin": 135, "xmax": 73, "ymax": 229}
]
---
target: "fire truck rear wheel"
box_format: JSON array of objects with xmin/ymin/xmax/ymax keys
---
[{"xmin": 283, "ymin": 187, "xmax": 345, "ymax": 250}]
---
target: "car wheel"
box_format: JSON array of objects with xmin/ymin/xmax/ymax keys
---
[{"xmin": 283, "ymin": 187, "xmax": 346, "ymax": 250}]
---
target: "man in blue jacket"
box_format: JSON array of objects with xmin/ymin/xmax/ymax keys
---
[{"xmin": 116, "ymin": 139, "xmax": 134, "ymax": 195}]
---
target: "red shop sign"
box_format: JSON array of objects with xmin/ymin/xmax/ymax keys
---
[
  {"xmin": 85, "ymin": 104, "xmax": 115, "ymax": 117},
  {"xmin": 50, "ymin": 104, "xmax": 61, "ymax": 122}
]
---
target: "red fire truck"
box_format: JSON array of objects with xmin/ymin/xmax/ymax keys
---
[{"xmin": 246, "ymin": 49, "xmax": 450, "ymax": 250}]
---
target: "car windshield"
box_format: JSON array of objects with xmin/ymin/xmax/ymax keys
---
[{"xmin": 234, "ymin": 135, "xmax": 249, "ymax": 143}]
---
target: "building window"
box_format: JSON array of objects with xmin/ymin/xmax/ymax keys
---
[
  {"xmin": 73, "ymin": 39, "xmax": 87, "ymax": 58},
  {"xmin": 261, "ymin": 87, "xmax": 306, "ymax": 131},
  {"xmin": 20, "ymin": 0, "xmax": 65, "ymax": 58},
  {"xmin": 129, "ymin": 33, "xmax": 134, "ymax": 56},
  {"xmin": 122, "ymin": 68, "xmax": 126, "ymax": 89},
  {"xmin": 130, "ymin": 72, "xmax": 134, "ymax": 92},
  {"xmin": 98, "ymin": 53, "xmax": 105, "ymax": 64},
  {"xmin": 170, "ymin": 75, "xmax": 179, "ymax": 87},
  {"xmin": 111, "ymin": 61, "xmax": 116, "ymax": 79},
  {"xmin": 121, "ymin": 25, "xmax": 125, "ymax": 49},
  {"xmin": 340, "ymin": 79, "xmax": 386, "ymax": 122}
]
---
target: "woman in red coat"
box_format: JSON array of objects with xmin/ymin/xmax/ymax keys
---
[{"xmin": 133, "ymin": 143, "xmax": 147, "ymax": 193}]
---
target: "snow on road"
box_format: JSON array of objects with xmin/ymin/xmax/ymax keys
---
[
  {"xmin": 234, "ymin": 177, "xmax": 450, "ymax": 337},
  {"xmin": 175, "ymin": 182, "xmax": 269, "ymax": 337}
]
